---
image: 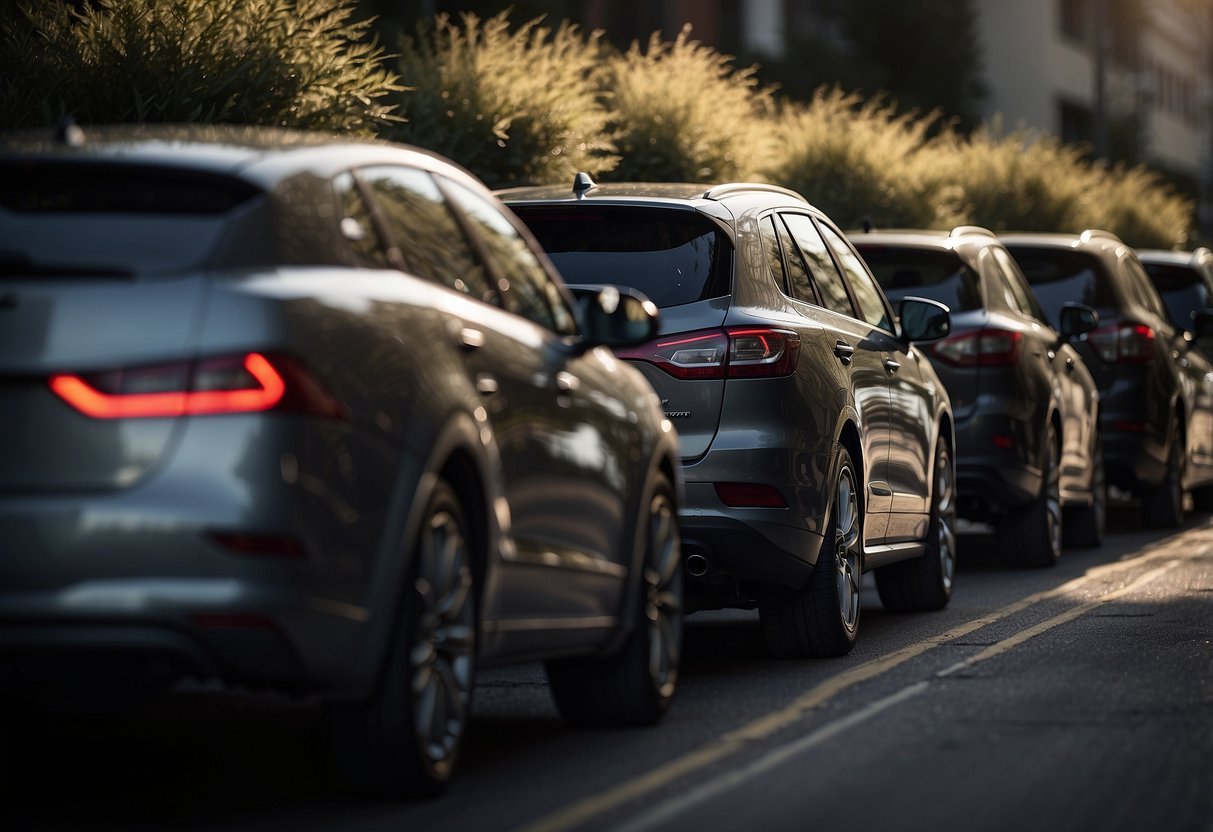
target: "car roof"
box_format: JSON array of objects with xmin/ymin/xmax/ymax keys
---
[
  {"xmin": 1136, "ymin": 248, "xmax": 1213, "ymax": 267},
  {"xmin": 498, "ymin": 175, "xmax": 809, "ymax": 208},
  {"xmin": 0, "ymin": 123, "xmax": 482, "ymax": 192},
  {"xmin": 998, "ymin": 229, "xmax": 1127, "ymax": 252},
  {"xmin": 850, "ymin": 226, "xmax": 1000, "ymax": 250}
]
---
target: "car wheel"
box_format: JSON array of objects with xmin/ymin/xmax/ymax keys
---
[
  {"xmin": 1000, "ymin": 421, "xmax": 1062, "ymax": 567},
  {"xmin": 875, "ymin": 437, "xmax": 955, "ymax": 612},
  {"xmin": 1141, "ymin": 415, "xmax": 1185, "ymax": 528},
  {"xmin": 1064, "ymin": 431, "xmax": 1106, "ymax": 547},
  {"xmin": 329, "ymin": 478, "xmax": 476, "ymax": 798},
  {"xmin": 760, "ymin": 445, "xmax": 862, "ymax": 658},
  {"xmin": 547, "ymin": 474, "xmax": 682, "ymax": 726}
]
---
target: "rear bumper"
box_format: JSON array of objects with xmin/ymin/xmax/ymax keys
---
[{"xmin": 0, "ymin": 414, "xmax": 409, "ymax": 699}]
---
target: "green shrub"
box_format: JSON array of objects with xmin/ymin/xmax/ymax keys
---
[
  {"xmin": 763, "ymin": 88, "xmax": 948, "ymax": 229},
  {"xmin": 1081, "ymin": 164, "xmax": 1192, "ymax": 249},
  {"xmin": 605, "ymin": 26, "xmax": 775, "ymax": 182},
  {"xmin": 0, "ymin": 0, "xmax": 399, "ymax": 132},
  {"xmin": 387, "ymin": 12, "xmax": 616, "ymax": 188}
]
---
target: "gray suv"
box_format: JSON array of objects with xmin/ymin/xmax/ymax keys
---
[
  {"xmin": 1003, "ymin": 231, "xmax": 1213, "ymax": 526},
  {"xmin": 504, "ymin": 175, "xmax": 955, "ymax": 659},
  {"xmin": 852, "ymin": 227, "xmax": 1104, "ymax": 566}
]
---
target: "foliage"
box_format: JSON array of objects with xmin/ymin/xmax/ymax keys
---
[
  {"xmin": 386, "ymin": 11, "xmax": 616, "ymax": 188},
  {"xmin": 604, "ymin": 26, "xmax": 775, "ymax": 183},
  {"xmin": 930, "ymin": 126, "xmax": 1191, "ymax": 247},
  {"xmin": 0, "ymin": 0, "xmax": 399, "ymax": 132},
  {"xmin": 763, "ymin": 89, "xmax": 950, "ymax": 230}
]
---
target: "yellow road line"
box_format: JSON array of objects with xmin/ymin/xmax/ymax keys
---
[{"xmin": 519, "ymin": 534, "xmax": 1208, "ymax": 832}]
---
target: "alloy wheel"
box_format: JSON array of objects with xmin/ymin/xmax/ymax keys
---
[
  {"xmin": 644, "ymin": 492, "xmax": 682, "ymax": 701},
  {"xmin": 411, "ymin": 506, "xmax": 476, "ymax": 772},
  {"xmin": 834, "ymin": 465, "xmax": 862, "ymax": 633},
  {"xmin": 935, "ymin": 450, "xmax": 957, "ymax": 594}
]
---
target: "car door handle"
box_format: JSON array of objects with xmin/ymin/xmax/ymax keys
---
[
  {"xmin": 834, "ymin": 340, "xmax": 854, "ymax": 364},
  {"xmin": 475, "ymin": 373, "xmax": 498, "ymax": 396},
  {"xmin": 883, "ymin": 357, "xmax": 900, "ymax": 373},
  {"xmin": 458, "ymin": 327, "xmax": 485, "ymax": 350}
]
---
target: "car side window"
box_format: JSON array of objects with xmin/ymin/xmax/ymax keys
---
[
  {"xmin": 774, "ymin": 216, "xmax": 818, "ymax": 304},
  {"xmin": 357, "ymin": 166, "xmax": 498, "ymax": 305},
  {"xmin": 818, "ymin": 221, "xmax": 891, "ymax": 330},
  {"xmin": 333, "ymin": 172, "xmax": 388, "ymax": 268},
  {"xmin": 993, "ymin": 247, "xmax": 1046, "ymax": 323},
  {"xmin": 760, "ymin": 216, "xmax": 790, "ymax": 294},
  {"xmin": 1124, "ymin": 255, "xmax": 1168, "ymax": 319},
  {"xmin": 782, "ymin": 213, "xmax": 854, "ymax": 317},
  {"xmin": 441, "ymin": 177, "xmax": 578, "ymax": 336}
]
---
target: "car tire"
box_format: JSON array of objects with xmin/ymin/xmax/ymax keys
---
[
  {"xmin": 875, "ymin": 437, "xmax": 955, "ymax": 612},
  {"xmin": 1064, "ymin": 432, "xmax": 1106, "ymax": 547},
  {"xmin": 547, "ymin": 474, "xmax": 682, "ymax": 726},
  {"xmin": 999, "ymin": 421, "xmax": 1062, "ymax": 568},
  {"xmin": 328, "ymin": 478, "xmax": 476, "ymax": 798},
  {"xmin": 760, "ymin": 445, "xmax": 862, "ymax": 658},
  {"xmin": 1141, "ymin": 415, "xmax": 1185, "ymax": 529}
]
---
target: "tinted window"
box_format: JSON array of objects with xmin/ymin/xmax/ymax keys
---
[
  {"xmin": 775, "ymin": 216, "xmax": 817, "ymax": 304},
  {"xmin": 0, "ymin": 163, "xmax": 266, "ymax": 274},
  {"xmin": 783, "ymin": 214, "xmax": 853, "ymax": 317},
  {"xmin": 821, "ymin": 222, "xmax": 890, "ymax": 326},
  {"xmin": 855, "ymin": 245, "xmax": 982, "ymax": 312},
  {"xmin": 445, "ymin": 181, "xmax": 576, "ymax": 334},
  {"xmin": 1143, "ymin": 262, "xmax": 1213, "ymax": 329},
  {"xmin": 358, "ymin": 166, "xmax": 495, "ymax": 304},
  {"xmin": 992, "ymin": 247, "xmax": 1047, "ymax": 322},
  {"xmin": 1005, "ymin": 247, "xmax": 1118, "ymax": 329},
  {"xmin": 515, "ymin": 206, "xmax": 730, "ymax": 309},
  {"xmin": 333, "ymin": 172, "xmax": 388, "ymax": 268},
  {"xmin": 760, "ymin": 216, "xmax": 789, "ymax": 294}
]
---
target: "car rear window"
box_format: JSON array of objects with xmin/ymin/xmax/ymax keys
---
[
  {"xmin": 510, "ymin": 206, "xmax": 730, "ymax": 308},
  {"xmin": 1142, "ymin": 262, "xmax": 1213, "ymax": 329},
  {"xmin": 0, "ymin": 162, "xmax": 266, "ymax": 275},
  {"xmin": 1003, "ymin": 247, "xmax": 1118, "ymax": 328},
  {"xmin": 853, "ymin": 245, "xmax": 982, "ymax": 312}
]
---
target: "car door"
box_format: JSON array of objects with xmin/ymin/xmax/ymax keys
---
[
  {"xmin": 435, "ymin": 174, "xmax": 641, "ymax": 634},
  {"xmin": 817, "ymin": 220, "xmax": 933, "ymax": 543},
  {"xmin": 778, "ymin": 212, "xmax": 893, "ymax": 544}
]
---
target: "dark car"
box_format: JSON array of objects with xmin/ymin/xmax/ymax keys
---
[
  {"xmin": 1002, "ymin": 231, "xmax": 1213, "ymax": 526},
  {"xmin": 502, "ymin": 174, "xmax": 955, "ymax": 660},
  {"xmin": 1138, "ymin": 247, "xmax": 1213, "ymax": 357},
  {"xmin": 0, "ymin": 127, "xmax": 685, "ymax": 797},
  {"xmin": 851, "ymin": 227, "xmax": 1104, "ymax": 566}
]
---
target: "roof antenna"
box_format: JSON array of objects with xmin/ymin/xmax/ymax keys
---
[
  {"xmin": 573, "ymin": 171, "xmax": 596, "ymax": 200},
  {"xmin": 55, "ymin": 115, "xmax": 85, "ymax": 147}
]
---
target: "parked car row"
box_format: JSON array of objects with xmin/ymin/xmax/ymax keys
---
[{"xmin": 4, "ymin": 127, "xmax": 1212, "ymax": 799}]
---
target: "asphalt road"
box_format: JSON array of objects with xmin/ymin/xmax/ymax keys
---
[{"xmin": 3, "ymin": 508, "xmax": 1211, "ymax": 832}]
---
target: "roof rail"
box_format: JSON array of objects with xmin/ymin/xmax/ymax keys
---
[
  {"xmin": 948, "ymin": 225, "xmax": 996, "ymax": 239},
  {"xmin": 1079, "ymin": 229, "xmax": 1124, "ymax": 244},
  {"xmin": 702, "ymin": 182, "xmax": 807, "ymax": 202}
]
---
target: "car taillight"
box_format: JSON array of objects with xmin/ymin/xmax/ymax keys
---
[
  {"xmin": 615, "ymin": 327, "xmax": 800, "ymax": 379},
  {"xmin": 49, "ymin": 352, "xmax": 343, "ymax": 419},
  {"xmin": 1087, "ymin": 323, "xmax": 1155, "ymax": 363},
  {"xmin": 931, "ymin": 328, "xmax": 1022, "ymax": 367}
]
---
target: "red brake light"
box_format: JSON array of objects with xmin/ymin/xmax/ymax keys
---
[
  {"xmin": 49, "ymin": 352, "xmax": 342, "ymax": 419},
  {"xmin": 1087, "ymin": 323, "xmax": 1155, "ymax": 364},
  {"xmin": 932, "ymin": 328, "xmax": 1021, "ymax": 367},
  {"xmin": 615, "ymin": 327, "xmax": 800, "ymax": 379}
]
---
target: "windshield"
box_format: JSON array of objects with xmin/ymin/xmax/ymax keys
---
[{"xmin": 511, "ymin": 206, "xmax": 731, "ymax": 308}]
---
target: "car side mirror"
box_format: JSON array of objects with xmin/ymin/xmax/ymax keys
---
[
  {"xmin": 1193, "ymin": 307, "xmax": 1213, "ymax": 339},
  {"xmin": 569, "ymin": 284, "xmax": 660, "ymax": 350},
  {"xmin": 1059, "ymin": 302, "xmax": 1099, "ymax": 340},
  {"xmin": 899, "ymin": 296, "xmax": 951, "ymax": 342}
]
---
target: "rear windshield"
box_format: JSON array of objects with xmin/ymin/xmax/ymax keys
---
[
  {"xmin": 853, "ymin": 245, "xmax": 982, "ymax": 312},
  {"xmin": 1142, "ymin": 262, "xmax": 1212, "ymax": 329},
  {"xmin": 1004, "ymin": 247, "xmax": 1117, "ymax": 328},
  {"xmin": 0, "ymin": 162, "xmax": 264, "ymax": 275},
  {"xmin": 511, "ymin": 206, "xmax": 730, "ymax": 308}
]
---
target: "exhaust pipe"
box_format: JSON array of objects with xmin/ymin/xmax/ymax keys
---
[{"xmin": 684, "ymin": 553, "xmax": 709, "ymax": 577}]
